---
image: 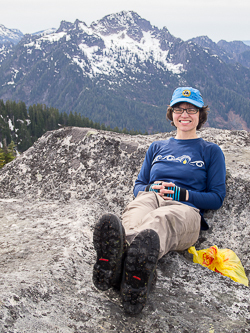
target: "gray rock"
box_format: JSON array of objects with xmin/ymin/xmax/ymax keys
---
[{"xmin": 0, "ymin": 127, "xmax": 249, "ymax": 333}]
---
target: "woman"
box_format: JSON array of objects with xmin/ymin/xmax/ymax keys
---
[{"xmin": 92, "ymin": 87, "xmax": 226, "ymax": 315}]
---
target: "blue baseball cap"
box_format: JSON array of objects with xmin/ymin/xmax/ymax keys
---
[{"xmin": 170, "ymin": 87, "xmax": 204, "ymax": 108}]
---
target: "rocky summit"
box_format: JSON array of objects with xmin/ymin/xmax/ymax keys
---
[{"xmin": 0, "ymin": 127, "xmax": 250, "ymax": 333}]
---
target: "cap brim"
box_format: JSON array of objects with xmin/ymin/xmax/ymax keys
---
[{"xmin": 170, "ymin": 98, "xmax": 204, "ymax": 108}]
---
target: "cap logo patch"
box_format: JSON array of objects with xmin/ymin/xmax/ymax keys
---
[{"xmin": 182, "ymin": 89, "xmax": 191, "ymax": 97}]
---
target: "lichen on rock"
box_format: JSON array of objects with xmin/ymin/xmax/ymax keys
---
[{"xmin": 0, "ymin": 127, "xmax": 250, "ymax": 332}]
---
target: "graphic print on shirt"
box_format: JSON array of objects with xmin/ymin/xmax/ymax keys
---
[{"xmin": 152, "ymin": 154, "xmax": 204, "ymax": 168}]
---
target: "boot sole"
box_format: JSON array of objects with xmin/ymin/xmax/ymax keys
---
[
  {"xmin": 121, "ymin": 229, "xmax": 160, "ymax": 314},
  {"xmin": 93, "ymin": 213, "xmax": 126, "ymax": 291}
]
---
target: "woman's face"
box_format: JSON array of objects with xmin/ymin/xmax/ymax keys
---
[{"xmin": 172, "ymin": 102, "xmax": 199, "ymax": 137}]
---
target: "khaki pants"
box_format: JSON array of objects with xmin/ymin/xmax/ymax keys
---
[{"xmin": 122, "ymin": 191, "xmax": 201, "ymax": 259}]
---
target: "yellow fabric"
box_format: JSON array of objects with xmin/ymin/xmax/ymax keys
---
[{"xmin": 188, "ymin": 245, "xmax": 249, "ymax": 287}]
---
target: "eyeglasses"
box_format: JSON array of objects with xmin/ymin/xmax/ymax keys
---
[{"xmin": 173, "ymin": 107, "xmax": 199, "ymax": 114}]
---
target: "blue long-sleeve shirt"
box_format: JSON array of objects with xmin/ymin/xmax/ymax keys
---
[{"xmin": 134, "ymin": 137, "xmax": 226, "ymax": 215}]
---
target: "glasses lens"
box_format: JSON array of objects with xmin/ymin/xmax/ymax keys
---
[
  {"xmin": 187, "ymin": 108, "xmax": 198, "ymax": 114},
  {"xmin": 173, "ymin": 108, "xmax": 183, "ymax": 114},
  {"xmin": 173, "ymin": 108, "xmax": 198, "ymax": 114}
]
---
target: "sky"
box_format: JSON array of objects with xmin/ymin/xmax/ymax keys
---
[{"xmin": 2, "ymin": 0, "xmax": 250, "ymax": 43}]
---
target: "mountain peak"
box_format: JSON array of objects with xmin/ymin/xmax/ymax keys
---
[
  {"xmin": 188, "ymin": 35, "xmax": 216, "ymax": 49},
  {"xmin": 57, "ymin": 20, "xmax": 74, "ymax": 33},
  {"xmin": 90, "ymin": 10, "xmax": 152, "ymax": 37},
  {"xmin": 0, "ymin": 24, "xmax": 23, "ymax": 44}
]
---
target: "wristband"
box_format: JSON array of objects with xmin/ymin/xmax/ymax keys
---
[
  {"xmin": 164, "ymin": 186, "xmax": 186, "ymax": 201},
  {"xmin": 146, "ymin": 183, "xmax": 162, "ymax": 192}
]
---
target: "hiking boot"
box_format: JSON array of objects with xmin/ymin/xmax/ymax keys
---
[
  {"xmin": 121, "ymin": 229, "xmax": 160, "ymax": 315},
  {"xmin": 93, "ymin": 213, "xmax": 126, "ymax": 291}
]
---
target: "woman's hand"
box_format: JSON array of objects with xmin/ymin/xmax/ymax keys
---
[{"xmin": 151, "ymin": 181, "xmax": 176, "ymax": 200}]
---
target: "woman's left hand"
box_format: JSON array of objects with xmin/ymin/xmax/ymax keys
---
[{"xmin": 152, "ymin": 181, "xmax": 175, "ymax": 200}]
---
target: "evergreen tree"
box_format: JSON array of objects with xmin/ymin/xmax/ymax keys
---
[
  {"xmin": 5, "ymin": 140, "xmax": 16, "ymax": 164},
  {"xmin": 0, "ymin": 99, "xmax": 148, "ymax": 156},
  {"xmin": 68, "ymin": 111, "xmax": 75, "ymax": 126},
  {"xmin": 0, "ymin": 140, "xmax": 16, "ymax": 169},
  {"xmin": 0, "ymin": 148, "xmax": 5, "ymax": 169}
]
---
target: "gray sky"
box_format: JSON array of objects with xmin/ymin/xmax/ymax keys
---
[{"xmin": 2, "ymin": 0, "xmax": 250, "ymax": 43}]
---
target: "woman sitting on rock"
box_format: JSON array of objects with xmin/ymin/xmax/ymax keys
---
[{"xmin": 92, "ymin": 87, "xmax": 226, "ymax": 315}]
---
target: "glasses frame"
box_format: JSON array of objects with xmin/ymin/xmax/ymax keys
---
[{"xmin": 172, "ymin": 107, "xmax": 199, "ymax": 115}]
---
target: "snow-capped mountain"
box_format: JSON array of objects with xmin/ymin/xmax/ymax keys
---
[
  {"xmin": 0, "ymin": 11, "xmax": 250, "ymax": 132},
  {"xmin": 0, "ymin": 24, "xmax": 23, "ymax": 44},
  {"xmin": 21, "ymin": 11, "xmax": 183, "ymax": 79}
]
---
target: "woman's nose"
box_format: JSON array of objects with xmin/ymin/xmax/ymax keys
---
[{"xmin": 182, "ymin": 110, "xmax": 189, "ymax": 116}]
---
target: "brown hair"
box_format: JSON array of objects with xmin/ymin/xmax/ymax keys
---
[{"xmin": 166, "ymin": 103, "xmax": 209, "ymax": 130}]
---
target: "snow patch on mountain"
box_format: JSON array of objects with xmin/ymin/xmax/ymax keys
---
[
  {"xmin": 8, "ymin": 118, "xmax": 14, "ymax": 131},
  {"xmin": 24, "ymin": 32, "xmax": 68, "ymax": 49},
  {"xmin": 75, "ymin": 28, "xmax": 183, "ymax": 78},
  {"xmin": 33, "ymin": 28, "xmax": 57, "ymax": 37},
  {"xmin": 40, "ymin": 31, "xmax": 68, "ymax": 43},
  {"xmin": 7, "ymin": 68, "xmax": 19, "ymax": 86},
  {"xmin": 0, "ymin": 43, "xmax": 14, "ymax": 64}
]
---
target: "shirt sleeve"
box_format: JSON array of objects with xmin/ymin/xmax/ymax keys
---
[
  {"xmin": 187, "ymin": 145, "xmax": 226, "ymax": 210},
  {"xmin": 133, "ymin": 143, "xmax": 154, "ymax": 197}
]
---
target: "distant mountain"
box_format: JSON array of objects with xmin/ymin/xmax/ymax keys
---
[
  {"xmin": 0, "ymin": 24, "xmax": 23, "ymax": 64},
  {"xmin": 32, "ymin": 28, "xmax": 57, "ymax": 37},
  {"xmin": 0, "ymin": 11, "xmax": 250, "ymax": 133},
  {"xmin": 218, "ymin": 39, "xmax": 250, "ymax": 55},
  {"xmin": 188, "ymin": 36, "xmax": 250, "ymax": 68},
  {"xmin": 0, "ymin": 24, "xmax": 23, "ymax": 44}
]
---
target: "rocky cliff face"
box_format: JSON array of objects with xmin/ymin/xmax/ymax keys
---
[{"xmin": 0, "ymin": 127, "xmax": 250, "ymax": 332}]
